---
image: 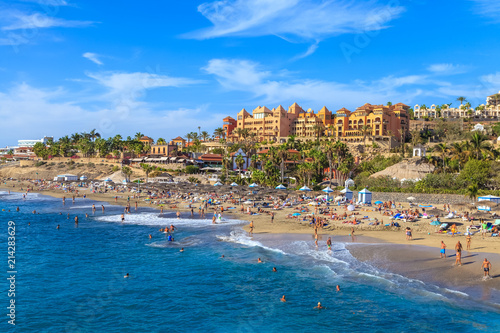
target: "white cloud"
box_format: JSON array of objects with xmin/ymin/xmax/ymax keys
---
[
  {"xmin": 83, "ymin": 52, "xmax": 103, "ymax": 65},
  {"xmin": 470, "ymin": 0, "xmax": 500, "ymax": 20},
  {"xmin": 86, "ymin": 71, "xmax": 203, "ymax": 105},
  {"xmin": 186, "ymin": 0, "xmax": 404, "ymax": 57},
  {"xmin": 0, "ymin": 82, "xmax": 221, "ymax": 145},
  {"xmin": 21, "ymin": 0, "xmax": 69, "ymax": 6},
  {"xmin": 2, "ymin": 12, "xmax": 94, "ymax": 31},
  {"xmin": 2, "ymin": 13, "xmax": 94, "ymax": 31},
  {"xmin": 427, "ymin": 63, "xmax": 466, "ymax": 75},
  {"xmin": 203, "ymin": 58, "xmax": 492, "ymax": 110}
]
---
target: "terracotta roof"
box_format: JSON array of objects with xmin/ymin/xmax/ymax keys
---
[
  {"xmin": 172, "ymin": 136, "xmax": 185, "ymax": 141},
  {"xmin": 140, "ymin": 136, "xmax": 153, "ymax": 141},
  {"xmin": 200, "ymin": 153, "xmax": 223, "ymax": 161}
]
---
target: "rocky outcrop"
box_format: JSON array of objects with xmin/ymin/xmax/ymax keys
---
[{"xmin": 370, "ymin": 158, "xmax": 434, "ymax": 181}]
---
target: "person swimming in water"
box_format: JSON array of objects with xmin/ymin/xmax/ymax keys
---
[
  {"xmin": 336, "ymin": 285, "xmax": 341, "ymax": 292},
  {"xmin": 272, "ymin": 267, "xmax": 277, "ymax": 272},
  {"xmin": 168, "ymin": 234, "xmax": 173, "ymax": 242},
  {"xmin": 280, "ymin": 295, "xmax": 286, "ymax": 302},
  {"xmin": 257, "ymin": 258, "xmax": 262, "ymax": 263},
  {"xmin": 124, "ymin": 273, "xmax": 129, "ymax": 278},
  {"xmin": 180, "ymin": 248, "xmax": 184, "ymax": 252},
  {"xmin": 314, "ymin": 302, "xmax": 325, "ymax": 309}
]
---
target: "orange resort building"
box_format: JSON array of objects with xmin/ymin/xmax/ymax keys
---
[
  {"xmin": 335, "ymin": 103, "xmax": 410, "ymax": 144},
  {"xmin": 139, "ymin": 136, "xmax": 154, "ymax": 145},
  {"xmin": 224, "ymin": 102, "xmax": 409, "ymax": 145}
]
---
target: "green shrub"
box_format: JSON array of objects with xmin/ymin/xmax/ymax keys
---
[
  {"xmin": 185, "ymin": 165, "xmax": 199, "ymax": 174},
  {"xmin": 35, "ymin": 161, "xmax": 46, "ymax": 167}
]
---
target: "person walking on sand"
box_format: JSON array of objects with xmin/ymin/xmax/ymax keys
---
[
  {"xmin": 440, "ymin": 241, "xmax": 446, "ymax": 258},
  {"xmin": 455, "ymin": 241, "xmax": 463, "ymax": 266},
  {"xmin": 249, "ymin": 221, "xmax": 254, "ymax": 234},
  {"xmin": 405, "ymin": 227, "xmax": 412, "ymax": 241},
  {"xmin": 482, "ymin": 258, "xmax": 492, "ymax": 278},
  {"xmin": 466, "ymin": 234, "xmax": 471, "ymax": 251}
]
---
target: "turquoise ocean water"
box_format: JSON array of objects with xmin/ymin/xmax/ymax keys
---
[{"xmin": 1, "ymin": 190, "xmax": 499, "ymax": 332}]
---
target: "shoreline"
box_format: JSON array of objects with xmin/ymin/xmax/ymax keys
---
[
  {"xmin": 2, "ymin": 179, "xmax": 500, "ymax": 256},
  {"xmin": 2, "ymin": 183, "xmax": 500, "ymax": 304}
]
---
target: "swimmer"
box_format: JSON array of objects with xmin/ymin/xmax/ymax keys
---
[
  {"xmin": 121, "ymin": 214, "xmax": 125, "ymax": 222},
  {"xmin": 180, "ymin": 248, "xmax": 184, "ymax": 252},
  {"xmin": 124, "ymin": 273, "xmax": 129, "ymax": 278},
  {"xmin": 176, "ymin": 211, "xmax": 180, "ymax": 219},
  {"xmin": 280, "ymin": 295, "xmax": 286, "ymax": 302},
  {"xmin": 16, "ymin": 207, "xmax": 19, "ymax": 212},
  {"xmin": 74, "ymin": 216, "xmax": 79, "ymax": 224},
  {"xmin": 314, "ymin": 302, "xmax": 325, "ymax": 309},
  {"xmin": 170, "ymin": 225, "xmax": 175, "ymax": 231},
  {"xmin": 57, "ymin": 224, "xmax": 60, "ymax": 229},
  {"xmin": 149, "ymin": 234, "xmax": 152, "ymax": 239},
  {"xmin": 85, "ymin": 213, "xmax": 88, "ymax": 218},
  {"xmin": 168, "ymin": 234, "xmax": 173, "ymax": 242},
  {"xmin": 221, "ymin": 255, "xmax": 225, "ymax": 258},
  {"xmin": 272, "ymin": 267, "xmax": 277, "ymax": 272},
  {"xmin": 257, "ymin": 258, "xmax": 262, "ymax": 263},
  {"xmin": 326, "ymin": 237, "xmax": 332, "ymax": 250},
  {"xmin": 67, "ymin": 213, "xmax": 70, "ymax": 219},
  {"xmin": 336, "ymin": 285, "xmax": 341, "ymax": 292}
]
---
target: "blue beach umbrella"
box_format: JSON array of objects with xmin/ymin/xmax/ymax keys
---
[
  {"xmin": 214, "ymin": 181, "xmax": 223, "ymax": 186},
  {"xmin": 249, "ymin": 183, "xmax": 258, "ymax": 188},
  {"xmin": 322, "ymin": 186, "xmax": 334, "ymax": 193},
  {"xmin": 374, "ymin": 201, "xmax": 383, "ymax": 205},
  {"xmin": 299, "ymin": 186, "xmax": 311, "ymax": 191},
  {"xmin": 430, "ymin": 221, "xmax": 441, "ymax": 226},
  {"xmin": 276, "ymin": 184, "xmax": 286, "ymax": 190},
  {"xmin": 230, "ymin": 182, "xmax": 238, "ymax": 186}
]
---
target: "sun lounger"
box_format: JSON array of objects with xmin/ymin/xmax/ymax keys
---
[{"xmin": 439, "ymin": 223, "xmax": 449, "ymax": 231}]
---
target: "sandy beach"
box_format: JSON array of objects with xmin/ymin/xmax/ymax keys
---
[{"xmin": 2, "ymin": 178, "xmax": 500, "ymax": 294}]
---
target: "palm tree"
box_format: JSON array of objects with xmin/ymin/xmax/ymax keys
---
[
  {"xmin": 466, "ymin": 183, "xmax": 479, "ymax": 202},
  {"xmin": 469, "ymin": 132, "xmax": 492, "ymax": 160},
  {"xmin": 121, "ymin": 166, "xmax": 133, "ymax": 182},
  {"xmin": 457, "ymin": 96, "xmax": 467, "ymax": 107},
  {"xmin": 135, "ymin": 132, "xmax": 144, "ymax": 140},
  {"xmin": 235, "ymin": 154, "xmax": 245, "ymax": 178},
  {"xmin": 201, "ymin": 131, "xmax": 210, "ymax": 142},
  {"xmin": 89, "ymin": 129, "xmax": 99, "ymax": 141},
  {"xmin": 277, "ymin": 143, "xmax": 288, "ymax": 183},
  {"xmin": 156, "ymin": 138, "xmax": 167, "ymax": 145},
  {"xmin": 140, "ymin": 163, "xmax": 156, "ymax": 183},
  {"xmin": 435, "ymin": 143, "xmax": 448, "ymax": 169},
  {"xmin": 214, "ymin": 127, "xmax": 225, "ymax": 140},
  {"xmin": 312, "ymin": 124, "xmax": 324, "ymax": 142},
  {"xmin": 361, "ymin": 125, "xmax": 371, "ymax": 146}
]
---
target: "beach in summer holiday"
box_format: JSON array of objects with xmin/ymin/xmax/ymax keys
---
[
  {"xmin": 1, "ymin": 176, "xmax": 499, "ymax": 332},
  {"xmin": 3, "ymin": 1, "xmax": 500, "ymax": 332}
]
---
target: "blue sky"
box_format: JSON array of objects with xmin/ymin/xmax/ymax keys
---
[{"xmin": 1, "ymin": 0, "xmax": 500, "ymax": 146}]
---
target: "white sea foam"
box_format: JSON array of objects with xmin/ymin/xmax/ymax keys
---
[
  {"xmin": 444, "ymin": 288, "xmax": 469, "ymax": 297},
  {"xmin": 216, "ymin": 230, "xmax": 287, "ymax": 255},
  {"xmin": 94, "ymin": 212, "xmax": 242, "ymax": 227}
]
